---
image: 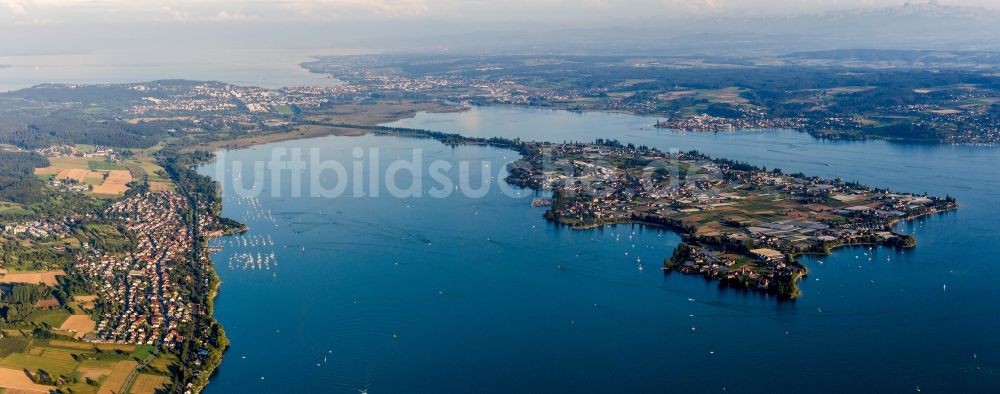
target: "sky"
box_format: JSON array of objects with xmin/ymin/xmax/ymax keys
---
[
  {"xmin": 2, "ymin": 1, "xmax": 1000, "ymax": 55},
  {"xmin": 3, "ymin": 0, "xmax": 999, "ymax": 26}
]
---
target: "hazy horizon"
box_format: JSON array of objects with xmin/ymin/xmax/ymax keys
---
[{"xmin": 4, "ymin": 0, "xmax": 1000, "ymax": 56}]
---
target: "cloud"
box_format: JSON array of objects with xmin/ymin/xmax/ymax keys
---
[
  {"xmin": 279, "ymin": 0, "xmax": 430, "ymax": 19},
  {"xmin": 3, "ymin": 0, "xmax": 26, "ymax": 14},
  {"xmin": 162, "ymin": 6, "xmax": 257, "ymax": 22},
  {"xmin": 205, "ymin": 10, "xmax": 255, "ymax": 21},
  {"xmin": 1, "ymin": 0, "xmax": 433, "ymax": 22},
  {"xmin": 13, "ymin": 16, "xmax": 53, "ymax": 24}
]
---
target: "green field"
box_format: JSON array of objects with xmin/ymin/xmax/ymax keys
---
[
  {"xmin": 127, "ymin": 158, "xmax": 172, "ymax": 183},
  {"xmin": 0, "ymin": 337, "xmax": 31, "ymax": 357},
  {"xmin": 82, "ymin": 106, "xmax": 109, "ymax": 116},
  {"xmin": 129, "ymin": 373, "xmax": 171, "ymax": 394},
  {"xmin": 0, "ymin": 201, "xmax": 32, "ymax": 215},
  {"xmin": 87, "ymin": 160, "xmax": 128, "ymax": 171},
  {"xmin": 0, "ymin": 351, "xmax": 78, "ymax": 376},
  {"xmin": 0, "ymin": 337, "xmax": 180, "ymax": 393},
  {"xmin": 131, "ymin": 345, "xmax": 155, "ymax": 361},
  {"xmin": 145, "ymin": 353, "xmax": 178, "ymax": 374},
  {"xmin": 26, "ymin": 308, "xmax": 70, "ymax": 328}
]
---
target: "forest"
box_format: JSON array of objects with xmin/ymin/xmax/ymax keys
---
[
  {"xmin": 0, "ymin": 109, "xmax": 170, "ymax": 149},
  {"xmin": 0, "ymin": 150, "xmax": 49, "ymax": 204}
]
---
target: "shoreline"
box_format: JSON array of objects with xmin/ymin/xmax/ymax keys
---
[
  {"xmin": 186, "ymin": 103, "xmax": 466, "ymax": 392},
  {"xmin": 662, "ymin": 205, "xmax": 958, "ymax": 298},
  {"xmin": 188, "ymin": 102, "xmax": 960, "ymax": 390},
  {"xmin": 183, "ymin": 101, "xmax": 466, "ymax": 154},
  {"xmin": 204, "ymin": 117, "xmax": 959, "ymax": 302},
  {"xmin": 196, "ymin": 115, "xmax": 960, "ymax": 301},
  {"xmin": 543, "ymin": 206, "xmax": 956, "ymax": 299},
  {"xmin": 472, "ymin": 103, "xmax": 972, "ymax": 145}
]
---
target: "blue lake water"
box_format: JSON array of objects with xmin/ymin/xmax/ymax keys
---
[{"xmin": 201, "ymin": 106, "xmax": 1000, "ymax": 393}]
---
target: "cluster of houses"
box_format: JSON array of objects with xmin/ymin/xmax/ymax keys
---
[
  {"xmin": 74, "ymin": 192, "xmax": 198, "ymax": 347},
  {"xmin": 746, "ymin": 220, "xmax": 832, "ymax": 250},
  {"xmin": 120, "ymin": 82, "xmax": 371, "ymax": 131},
  {"xmin": 34, "ymin": 144, "xmax": 115, "ymax": 159},
  {"xmin": 33, "ymin": 144, "xmax": 78, "ymax": 157},
  {"xmin": 654, "ymin": 114, "xmax": 807, "ymax": 132},
  {"xmin": 3, "ymin": 219, "xmax": 72, "ymax": 239},
  {"xmin": 356, "ymin": 72, "xmax": 458, "ymax": 93},
  {"xmin": 84, "ymin": 146, "xmax": 115, "ymax": 158},
  {"xmin": 526, "ymin": 144, "xmax": 679, "ymax": 224},
  {"xmin": 131, "ymin": 94, "xmax": 238, "ymax": 115},
  {"xmin": 280, "ymin": 85, "xmax": 365, "ymax": 105},
  {"xmin": 670, "ymin": 245, "xmax": 788, "ymax": 292},
  {"xmin": 329, "ymin": 65, "xmax": 573, "ymax": 105},
  {"xmin": 472, "ymin": 80, "xmax": 574, "ymax": 106}
]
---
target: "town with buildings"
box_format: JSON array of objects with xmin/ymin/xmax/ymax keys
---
[
  {"xmin": 75, "ymin": 192, "xmax": 198, "ymax": 347},
  {"xmin": 300, "ymin": 58, "xmax": 579, "ymax": 105},
  {"xmin": 33, "ymin": 144, "xmax": 117, "ymax": 160},
  {"xmin": 122, "ymin": 82, "xmax": 365, "ymax": 120},
  {"xmin": 4, "ymin": 192, "xmax": 204, "ymax": 348},
  {"xmin": 2, "ymin": 218, "xmax": 74, "ymax": 239},
  {"xmin": 654, "ymin": 114, "xmax": 810, "ymax": 132}
]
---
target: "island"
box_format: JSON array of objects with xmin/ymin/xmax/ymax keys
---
[{"xmin": 502, "ymin": 139, "xmax": 957, "ymax": 298}]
